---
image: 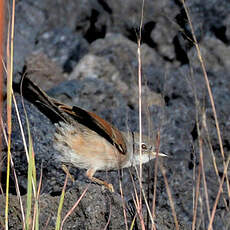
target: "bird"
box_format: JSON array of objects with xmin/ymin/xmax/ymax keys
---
[{"xmin": 14, "ymin": 67, "xmax": 166, "ymax": 192}]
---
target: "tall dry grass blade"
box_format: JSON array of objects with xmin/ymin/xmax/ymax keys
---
[
  {"xmin": 5, "ymin": 0, "xmax": 15, "ymax": 229},
  {"xmin": 0, "ymin": 0, "xmax": 4, "ymax": 192},
  {"xmin": 5, "ymin": 8, "xmax": 11, "ymax": 230},
  {"xmin": 137, "ymin": 0, "xmax": 145, "ymax": 207}
]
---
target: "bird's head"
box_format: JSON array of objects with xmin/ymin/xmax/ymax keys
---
[{"xmin": 122, "ymin": 131, "xmax": 167, "ymax": 168}]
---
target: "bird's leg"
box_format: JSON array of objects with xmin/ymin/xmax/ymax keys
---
[{"xmin": 86, "ymin": 168, "xmax": 114, "ymax": 192}]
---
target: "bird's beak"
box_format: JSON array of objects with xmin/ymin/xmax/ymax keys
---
[{"xmin": 152, "ymin": 151, "xmax": 168, "ymax": 157}]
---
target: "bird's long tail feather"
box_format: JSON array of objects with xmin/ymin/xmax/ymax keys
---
[{"xmin": 13, "ymin": 66, "xmax": 66, "ymax": 123}]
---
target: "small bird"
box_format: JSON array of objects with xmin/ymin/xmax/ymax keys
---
[{"xmin": 14, "ymin": 68, "xmax": 166, "ymax": 192}]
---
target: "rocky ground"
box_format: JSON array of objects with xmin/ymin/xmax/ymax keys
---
[{"xmin": 1, "ymin": 0, "xmax": 230, "ymax": 229}]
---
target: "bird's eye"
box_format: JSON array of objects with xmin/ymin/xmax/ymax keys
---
[{"xmin": 141, "ymin": 143, "xmax": 147, "ymax": 150}]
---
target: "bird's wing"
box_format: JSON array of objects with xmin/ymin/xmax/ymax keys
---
[{"xmin": 59, "ymin": 105, "xmax": 127, "ymax": 155}]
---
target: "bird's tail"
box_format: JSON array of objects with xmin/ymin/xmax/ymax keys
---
[{"xmin": 13, "ymin": 66, "xmax": 66, "ymax": 123}]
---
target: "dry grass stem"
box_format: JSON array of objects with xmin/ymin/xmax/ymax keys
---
[
  {"xmin": 160, "ymin": 163, "xmax": 179, "ymax": 230},
  {"xmin": 60, "ymin": 186, "xmax": 88, "ymax": 230}
]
